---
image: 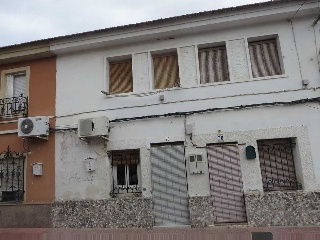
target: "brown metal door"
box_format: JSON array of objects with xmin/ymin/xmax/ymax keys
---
[{"xmin": 207, "ymin": 144, "xmax": 247, "ymax": 224}]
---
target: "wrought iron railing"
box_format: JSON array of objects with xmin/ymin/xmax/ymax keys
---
[
  {"xmin": 0, "ymin": 94, "xmax": 28, "ymax": 118},
  {"xmin": 0, "ymin": 146, "xmax": 25, "ymax": 202},
  {"xmin": 110, "ymin": 183, "xmax": 141, "ymax": 198}
]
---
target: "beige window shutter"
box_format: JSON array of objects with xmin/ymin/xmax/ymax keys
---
[
  {"xmin": 109, "ymin": 60, "xmax": 133, "ymax": 94},
  {"xmin": 153, "ymin": 53, "xmax": 180, "ymax": 89}
]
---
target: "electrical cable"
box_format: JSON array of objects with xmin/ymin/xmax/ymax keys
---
[
  {"xmin": 51, "ymin": 97, "xmax": 320, "ymax": 131},
  {"xmin": 288, "ymin": 0, "xmax": 307, "ymax": 22},
  {"xmin": 22, "ymin": 138, "xmax": 30, "ymax": 152}
]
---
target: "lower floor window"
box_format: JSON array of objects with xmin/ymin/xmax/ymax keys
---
[
  {"xmin": 257, "ymin": 138, "xmax": 299, "ymax": 191},
  {"xmin": 0, "ymin": 147, "xmax": 25, "ymax": 202},
  {"xmin": 111, "ymin": 149, "xmax": 141, "ymax": 196}
]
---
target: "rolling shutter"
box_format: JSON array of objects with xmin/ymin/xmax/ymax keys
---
[
  {"xmin": 199, "ymin": 46, "xmax": 229, "ymax": 83},
  {"xmin": 257, "ymin": 138, "xmax": 298, "ymax": 191},
  {"xmin": 249, "ymin": 39, "xmax": 282, "ymax": 78},
  {"xmin": 151, "ymin": 144, "xmax": 189, "ymax": 226},
  {"xmin": 109, "ymin": 60, "xmax": 133, "ymax": 94},
  {"xmin": 153, "ymin": 53, "xmax": 180, "ymax": 89},
  {"xmin": 13, "ymin": 74, "xmax": 26, "ymax": 97},
  {"xmin": 207, "ymin": 144, "xmax": 247, "ymax": 224}
]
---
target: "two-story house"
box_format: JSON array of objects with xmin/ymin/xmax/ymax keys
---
[
  {"xmin": 50, "ymin": 0, "xmax": 320, "ymax": 230},
  {"xmin": 0, "ymin": 42, "xmax": 56, "ymax": 227},
  {"xmin": 0, "ymin": 0, "xmax": 320, "ymax": 237}
]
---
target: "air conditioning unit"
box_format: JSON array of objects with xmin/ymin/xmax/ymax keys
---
[
  {"xmin": 18, "ymin": 116, "xmax": 49, "ymax": 138},
  {"xmin": 78, "ymin": 116, "xmax": 109, "ymax": 139}
]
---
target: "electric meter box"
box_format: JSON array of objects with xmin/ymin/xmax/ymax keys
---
[
  {"xmin": 85, "ymin": 158, "xmax": 96, "ymax": 172},
  {"xmin": 32, "ymin": 163, "xmax": 43, "ymax": 176},
  {"xmin": 189, "ymin": 154, "xmax": 205, "ymax": 174}
]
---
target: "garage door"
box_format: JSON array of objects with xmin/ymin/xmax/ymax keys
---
[
  {"xmin": 207, "ymin": 144, "xmax": 247, "ymax": 223},
  {"xmin": 151, "ymin": 144, "xmax": 189, "ymax": 226}
]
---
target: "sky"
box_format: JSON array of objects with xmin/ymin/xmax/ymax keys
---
[{"xmin": 0, "ymin": 0, "xmax": 269, "ymax": 47}]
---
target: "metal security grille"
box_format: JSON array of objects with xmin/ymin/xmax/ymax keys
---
[
  {"xmin": 207, "ymin": 144, "xmax": 247, "ymax": 224},
  {"xmin": 110, "ymin": 150, "xmax": 141, "ymax": 197},
  {"xmin": 257, "ymin": 138, "xmax": 298, "ymax": 191},
  {"xmin": 0, "ymin": 146, "xmax": 25, "ymax": 202},
  {"xmin": 151, "ymin": 144, "xmax": 189, "ymax": 226}
]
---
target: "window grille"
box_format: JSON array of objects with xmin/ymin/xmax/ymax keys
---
[
  {"xmin": 249, "ymin": 38, "xmax": 282, "ymax": 78},
  {"xmin": 109, "ymin": 60, "xmax": 133, "ymax": 94},
  {"xmin": 0, "ymin": 146, "xmax": 25, "ymax": 202},
  {"xmin": 198, "ymin": 46, "xmax": 229, "ymax": 83},
  {"xmin": 153, "ymin": 53, "xmax": 180, "ymax": 89},
  {"xmin": 257, "ymin": 138, "xmax": 299, "ymax": 191},
  {"xmin": 110, "ymin": 149, "xmax": 141, "ymax": 197}
]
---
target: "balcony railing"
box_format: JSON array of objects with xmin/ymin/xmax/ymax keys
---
[{"xmin": 0, "ymin": 94, "xmax": 28, "ymax": 118}]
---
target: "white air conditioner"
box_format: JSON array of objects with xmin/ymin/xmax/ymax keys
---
[
  {"xmin": 18, "ymin": 116, "xmax": 49, "ymax": 138},
  {"xmin": 78, "ymin": 116, "xmax": 109, "ymax": 139}
]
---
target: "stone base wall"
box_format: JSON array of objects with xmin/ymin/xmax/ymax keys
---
[
  {"xmin": 0, "ymin": 203, "xmax": 52, "ymax": 228},
  {"xmin": 52, "ymin": 197, "xmax": 153, "ymax": 228},
  {"xmin": 189, "ymin": 196, "xmax": 214, "ymax": 227},
  {"xmin": 245, "ymin": 191, "xmax": 320, "ymax": 227}
]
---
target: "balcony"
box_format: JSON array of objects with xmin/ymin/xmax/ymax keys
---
[{"xmin": 0, "ymin": 94, "xmax": 28, "ymax": 118}]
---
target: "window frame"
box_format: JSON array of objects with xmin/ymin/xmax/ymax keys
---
[
  {"xmin": 198, "ymin": 44, "xmax": 230, "ymax": 84},
  {"xmin": 151, "ymin": 50, "xmax": 180, "ymax": 90},
  {"xmin": 110, "ymin": 149, "xmax": 141, "ymax": 197},
  {"xmin": 257, "ymin": 138, "xmax": 301, "ymax": 192},
  {"xmin": 106, "ymin": 55, "xmax": 133, "ymax": 95},
  {"xmin": 247, "ymin": 35, "xmax": 284, "ymax": 79},
  {"xmin": 0, "ymin": 66, "xmax": 30, "ymax": 99}
]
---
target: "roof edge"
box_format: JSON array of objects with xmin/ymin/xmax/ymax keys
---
[{"xmin": 0, "ymin": 0, "xmax": 308, "ymax": 52}]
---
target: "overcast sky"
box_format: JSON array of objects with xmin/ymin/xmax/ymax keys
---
[{"xmin": 0, "ymin": 0, "xmax": 269, "ymax": 47}]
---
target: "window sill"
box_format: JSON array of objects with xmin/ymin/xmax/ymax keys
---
[
  {"xmin": 104, "ymin": 87, "xmax": 182, "ymax": 99},
  {"xmin": 110, "ymin": 192, "xmax": 142, "ymax": 198},
  {"xmin": 0, "ymin": 201, "xmax": 23, "ymax": 205},
  {"xmin": 251, "ymin": 74, "xmax": 288, "ymax": 81},
  {"xmin": 199, "ymin": 74, "xmax": 288, "ymax": 87},
  {"xmin": 103, "ymin": 74, "xmax": 289, "ymax": 99}
]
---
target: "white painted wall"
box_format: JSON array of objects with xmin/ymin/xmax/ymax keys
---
[{"xmin": 54, "ymin": 11, "xmax": 320, "ymax": 200}]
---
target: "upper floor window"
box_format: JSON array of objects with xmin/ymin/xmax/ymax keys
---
[
  {"xmin": 248, "ymin": 38, "xmax": 282, "ymax": 78},
  {"xmin": 109, "ymin": 59, "xmax": 133, "ymax": 94},
  {"xmin": 257, "ymin": 138, "xmax": 300, "ymax": 192},
  {"xmin": 110, "ymin": 149, "xmax": 141, "ymax": 197},
  {"xmin": 1, "ymin": 68, "xmax": 28, "ymax": 99},
  {"xmin": 0, "ymin": 67, "xmax": 29, "ymax": 118},
  {"xmin": 153, "ymin": 51, "xmax": 180, "ymax": 89},
  {"xmin": 198, "ymin": 45, "xmax": 229, "ymax": 83}
]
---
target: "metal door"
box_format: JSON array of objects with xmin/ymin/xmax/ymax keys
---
[
  {"xmin": 207, "ymin": 144, "xmax": 247, "ymax": 224},
  {"xmin": 151, "ymin": 144, "xmax": 189, "ymax": 226}
]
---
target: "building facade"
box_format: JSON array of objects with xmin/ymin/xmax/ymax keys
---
[
  {"xmin": 0, "ymin": 0, "xmax": 319, "ymax": 233},
  {"xmin": 51, "ymin": 0, "xmax": 320, "ymax": 228},
  {"xmin": 0, "ymin": 43, "xmax": 56, "ymax": 227}
]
